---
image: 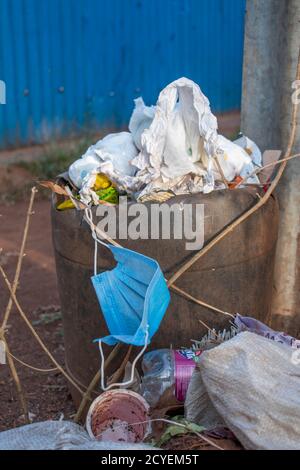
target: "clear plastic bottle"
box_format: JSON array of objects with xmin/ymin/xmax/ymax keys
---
[
  {"xmin": 141, "ymin": 349, "xmax": 174, "ymax": 407},
  {"xmin": 141, "ymin": 348, "xmax": 197, "ymax": 407}
]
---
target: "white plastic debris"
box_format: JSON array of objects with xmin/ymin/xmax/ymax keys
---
[
  {"xmin": 214, "ymin": 135, "xmax": 252, "ymax": 182},
  {"xmin": 234, "ymin": 134, "xmax": 262, "ymax": 167},
  {"xmin": 68, "ymin": 131, "xmax": 139, "ymax": 203},
  {"xmin": 68, "ymin": 78, "xmax": 263, "ymax": 202},
  {"xmin": 187, "ymin": 332, "xmax": 300, "ymax": 450},
  {"xmin": 185, "ymin": 367, "xmax": 226, "ymax": 430},
  {"xmin": 69, "ymin": 153, "xmax": 102, "ymax": 189},
  {"xmin": 132, "ymin": 78, "xmax": 257, "ymax": 198},
  {"xmin": 0, "ymin": 420, "xmax": 155, "ymax": 450},
  {"xmin": 132, "ymin": 77, "xmax": 219, "ymax": 198},
  {"xmin": 92, "ymin": 132, "xmax": 138, "ymax": 177},
  {"xmin": 129, "ymin": 97, "xmax": 156, "ymax": 151},
  {"xmin": 69, "ymin": 132, "xmax": 138, "ymax": 191},
  {"xmin": 234, "ymin": 134, "xmax": 262, "ymax": 184}
]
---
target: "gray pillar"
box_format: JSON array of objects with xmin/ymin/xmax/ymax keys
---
[{"xmin": 242, "ymin": 0, "xmax": 300, "ymax": 334}]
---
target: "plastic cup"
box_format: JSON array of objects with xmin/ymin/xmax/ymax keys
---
[{"xmin": 86, "ymin": 389, "xmax": 150, "ymax": 443}]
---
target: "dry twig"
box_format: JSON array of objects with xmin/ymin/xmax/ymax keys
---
[
  {"xmin": 0, "ymin": 188, "xmax": 37, "ymax": 423},
  {"xmin": 1, "ymin": 187, "xmax": 37, "ymax": 329},
  {"xmin": 0, "ymin": 265, "xmax": 85, "ymax": 396}
]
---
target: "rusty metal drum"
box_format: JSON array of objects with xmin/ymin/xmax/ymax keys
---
[{"xmin": 51, "ymin": 188, "xmax": 278, "ymax": 411}]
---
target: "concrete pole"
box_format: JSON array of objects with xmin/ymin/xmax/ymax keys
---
[{"xmin": 241, "ymin": 0, "xmax": 300, "ymax": 335}]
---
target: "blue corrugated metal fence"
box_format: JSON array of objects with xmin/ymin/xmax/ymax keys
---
[{"xmin": 0, "ymin": 0, "xmax": 245, "ymax": 149}]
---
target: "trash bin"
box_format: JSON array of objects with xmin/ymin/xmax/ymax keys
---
[{"xmin": 51, "ymin": 188, "xmax": 278, "ymax": 409}]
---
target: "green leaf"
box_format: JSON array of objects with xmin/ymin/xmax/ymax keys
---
[
  {"xmin": 158, "ymin": 425, "xmax": 187, "ymax": 446},
  {"xmin": 157, "ymin": 417, "xmax": 206, "ymax": 447},
  {"xmin": 186, "ymin": 422, "xmax": 206, "ymax": 433}
]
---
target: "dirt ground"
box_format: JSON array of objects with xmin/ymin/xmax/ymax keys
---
[
  {"xmin": 0, "ymin": 197, "xmax": 76, "ymax": 431},
  {"xmin": 0, "ymin": 113, "xmax": 241, "ymax": 436}
]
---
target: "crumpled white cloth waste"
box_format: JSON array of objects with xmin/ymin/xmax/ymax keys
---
[{"xmin": 68, "ymin": 77, "xmax": 261, "ymax": 203}]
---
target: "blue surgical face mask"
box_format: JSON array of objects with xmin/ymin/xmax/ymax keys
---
[
  {"xmin": 85, "ymin": 207, "xmax": 170, "ymax": 391},
  {"xmin": 92, "ymin": 244, "xmax": 170, "ymax": 347}
]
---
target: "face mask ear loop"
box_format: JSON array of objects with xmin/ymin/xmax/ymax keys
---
[
  {"xmin": 98, "ymin": 325, "xmax": 149, "ymax": 391},
  {"xmin": 84, "ymin": 207, "xmax": 108, "ymax": 246},
  {"xmin": 84, "ymin": 207, "xmax": 109, "ymax": 276},
  {"xmin": 94, "ymin": 237, "xmax": 98, "ymax": 277}
]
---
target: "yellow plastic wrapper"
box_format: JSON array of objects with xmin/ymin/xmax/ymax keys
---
[
  {"xmin": 56, "ymin": 174, "xmax": 118, "ymax": 210},
  {"xmin": 56, "ymin": 198, "xmax": 75, "ymax": 211},
  {"xmin": 93, "ymin": 173, "xmax": 111, "ymax": 191}
]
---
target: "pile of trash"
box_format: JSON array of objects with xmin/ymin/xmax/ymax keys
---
[
  {"xmin": 89, "ymin": 316, "xmax": 300, "ymax": 450},
  {"xmin": 2, "ymin": 316, "xmax": 300, "ymax": 450},
  {"xmin": 42, "ymin": 77, "xmax": 262, "ymax": 209}
]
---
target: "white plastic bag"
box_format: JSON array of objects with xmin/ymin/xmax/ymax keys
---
[
  {"xmin": 68, "ymin": 131, "xmax": 139, "ymax": 203},
  {"xmin": 68, "ymin": 132, "xmax": 138, "ymax": 190},
  {"xmin": 132, "ymin": 78, "xmax": 255, "ymax": 199},
  {"xmin": 129, "ymin": 97, "xmax": 156, "ymax": 151},
  {"xmin": 161, "ymin": 104, "xmax": 200, "ymax": 179},
  {"xmin": 93, "ymin": 131, "xmax": 138, "ymax": 177},
  {"xmin": 213, "ymin": 135, "xmax": 252, "ymax": 182},
  {"xmin": 69, "ymin": 153, "xmax": 102, "ymax": 189},
  {"xmin": 193, "ymin": 332, "xmax": 300, "ymax": 450},
  {"xmin": 68, "ymin": 78, "xmax": 262, "ymax": 200},
  {"xmin": 234, "ymin": 135, "xmax": 262, "ymax": 167},
  {"xmin": 185, "ymin": 367, "xmax": 226, "ymax": 430},
  {"xmin": 132, "ymin": 77, "xmax": 219, "ymax": 198},
  {"xmin": 0, "ymin": 420, "xmax": 155, "ymax": 450},
  {"xmin": 234, "ymin": 135, "xmax": 262, "ymax": 184}
]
